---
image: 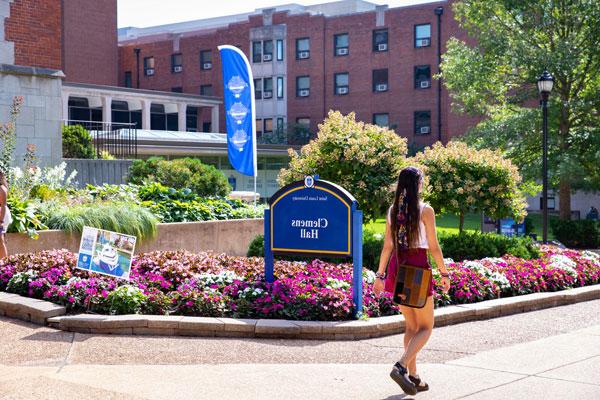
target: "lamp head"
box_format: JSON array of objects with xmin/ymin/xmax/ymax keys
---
[{"xmin": 537, "ymin": 70, "xmax": 554, "ymax": 95}]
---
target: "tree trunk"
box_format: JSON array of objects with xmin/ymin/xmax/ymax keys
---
[
  {"xmin": 459, "ymin": 212, "xmax": 465, "ymax": 233},
  {"xmin": 559, "ymin": 179, "xmax": 571, "ymax": 220}
]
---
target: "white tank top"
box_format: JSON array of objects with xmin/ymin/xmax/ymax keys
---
[{"xmin": 388, "ymin": 202, "xmax": 429, "ymax": 249}]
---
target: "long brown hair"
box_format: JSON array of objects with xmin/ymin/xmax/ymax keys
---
[
  {"xmin": 390, "ymin": 166, "xmax": 423, "ymax": 253},
  {"xmin": 0, "ymin": 170, "xmax": 7, "ymax": 188}
]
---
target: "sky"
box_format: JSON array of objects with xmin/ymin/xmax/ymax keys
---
[{"xmin": 117, "ymin": 0, "xmax": 438, "ymax": 28}]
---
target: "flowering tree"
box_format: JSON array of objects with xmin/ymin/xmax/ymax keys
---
[
  {"xmin": 413, "ymin": 141, "xmax": 529, "ymax": 232},
  {"xmin": 278, "ymin": 111, "xmax": 408, "ymax": 220}
]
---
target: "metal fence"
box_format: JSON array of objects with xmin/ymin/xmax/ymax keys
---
[
  {"xmin": 64, "ymin": 120, "xmax": 138, "ymax": 159},
  {"xmin": 64, "ymin": 159, "xmax": 133, "ymax": 188}
]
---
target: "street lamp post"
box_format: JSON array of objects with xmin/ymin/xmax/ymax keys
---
[{"xmin": 537, "ymin": 71, "xmax": 554, "ymax": 244}]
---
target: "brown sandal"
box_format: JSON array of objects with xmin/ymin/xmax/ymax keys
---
[{"xmin": 409, "ymin": 375, "xmax": 429, "ymax": 392}]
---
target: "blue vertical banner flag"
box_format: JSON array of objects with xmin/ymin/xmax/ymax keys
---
[{"xmin": 218, "ymin": 45, "xmax": 257, "ymax": 177}]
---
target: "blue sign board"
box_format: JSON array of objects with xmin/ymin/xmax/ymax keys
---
[{"xmin": 264, "ymin": 176, "xmax": 364, "ymax": 317}]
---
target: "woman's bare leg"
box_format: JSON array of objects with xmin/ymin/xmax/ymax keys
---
[
  {"xmin": 400, "ymin": 305, "xmax": 418, "ymax": 375},
  {"xmin": 0, "ymin": 235, "xmax": 7, "ymax": 259},
  {"xmin": 399, "ymin": 296, "xmax": 434, "ymax": 369}
]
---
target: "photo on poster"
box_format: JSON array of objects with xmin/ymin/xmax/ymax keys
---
[{"xmin": 76, "ymin": 226, "xmax": 136, "ymax": 280}]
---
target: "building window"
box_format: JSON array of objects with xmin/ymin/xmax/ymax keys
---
[
  {"xmin": 373, "ymin": 29, "xmax": 388, "ymax": 52},
  {"xmin": 200, "ymin": 50, "xmax": 212, "ymax": 70},
  {"xmin": 296, "ymin": 76, "xmax": 310, "ymax": 97},
  {"xmin": 144, "ymin": 57, "xmax": 155, "ymax": 76},
  {"xmin": 277, "ymin": 76, "xmax": 284, "ymax": 99},
  {"xmin": 263, "ymin": 40, "xmax": 273, "ymax": 62},
  {"xmin": 254, "ymin": 78, "xmax": 262, "ymax": 99},
  {"xmin": 334, "ymin": 73, "xmax": 349, "ymax": 95},
  {"xmin": 255, "ymin": 119, "xmax": 263, "ymax": 135},
  {"xmin": 277, "ymin": 117, "xmax": 284, "ymax": 131},
  {"xmin": 200, "ymin": 84, "xmax": 213, "ymax": 96},
  {"xmin": 296, "ymin": 38, "xmax": 310, "ymax": 59},
  {"xmin": 124, "ymin": 71, "xmax": 132, "ymax": 88},
  {"xmin": 415, "ymin": 24, "xmax": 431, "ymax": 48},
  {"xmin": 540, "ymin": 196, "xmax": 556, "ymax": 210},
  {"xmin": 334, "ymin": 33, "xmax": 349, "ymax": 56},
  {"xmin": 264, "ymin": 118, "xmax": 273, "ymax": 133},
  {"xmin": 252, "ymin": 41, "xmax": 262, "ymax": 63},
  {"xmin": 373, "ymin": 69, "xmax": 388, "ymax": 92},
  {"xmin": 263, "ymin": 77, "xmax": 273, "ymax": 99},
  {"xmin": 414, "ymin": 111, "xmax": 431, "ymax": 135},
  {"xmin": 414, "ymin": 65, "xmax": 431, "ymax": 89},
  {"xmin": 171, "ymin": 87, "xmax": 183, "ymax": 93},
  {"xmin": 276, "ymin": 39, "xmax": 284, "ymax": 61},
  {"xmin": 373, "ymin": 113, "xmax": 389, "ymax": 127},
  {"xmin": 171, "ymin": 53, "xmax": 183, "ymax": 73}
]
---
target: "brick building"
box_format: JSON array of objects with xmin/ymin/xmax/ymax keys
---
[{"xmin": 118, "ymin": 0, "xmax": 479, "ymax": 147}]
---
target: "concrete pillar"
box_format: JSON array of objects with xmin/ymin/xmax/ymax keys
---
[
  {"xmin": 141, "ymin": 100, "xmax": 151, "ymax": 130},
  {"xmin": 102, "ymin": 96, "xmax": 112, "ymax": 125},
  {"xmin": 62, "ymin": 93, "xmax": 70, "ymax": 121},
  {"xmin": 177, "ymin": 103, "xmax": 187, "ymax": 132},
  {"xmin": 211, "ymin": 105, "xmax": 220, "ymax": 133}
]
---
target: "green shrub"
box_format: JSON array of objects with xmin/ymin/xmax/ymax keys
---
[
  {"xmin": 128, "ymin": 158, "xmax": 230, "ymax": 197},
  {"xmin": 247, "ymin": 234, "xmax": 264, "ymax": 257},
  {"xmin": 550, "ymin": 219, "xmax": 600, "ymax": 249},
  {"xmin": 62, "ymin": 125, "xmax": 95, "ymax": 159},
  {"xmin": 107, "ymin": 285, "xmax": 147, "ymax": 315},
  {"xmin": 6, "ymin": 196, "xmax": 48, "ymax": 239},
  {"xmin": 43, "ymin": 202, "xmax": 158, "ymax": 240},
  {"xmin": 438, "ymin": 231, "xmax": 539, "ymax": 261}
]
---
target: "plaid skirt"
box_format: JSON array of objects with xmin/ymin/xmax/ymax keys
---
[{"xmin": 384, "ymin": 248, "xmax": 435, "ymax": 297}]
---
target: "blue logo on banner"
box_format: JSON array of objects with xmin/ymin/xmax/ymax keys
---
[{"xmin": 218, "ymin": 45, "xmax": 257, "ymax": 177}]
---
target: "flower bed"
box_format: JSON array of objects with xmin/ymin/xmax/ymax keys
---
[{"xmin": 0, "ymin": 247, "xmax": 598, "ymax": 321}]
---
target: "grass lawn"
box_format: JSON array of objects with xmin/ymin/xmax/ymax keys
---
[{"xmin": 365, "ymin": 211, "xmax": 558, "ymax": 239}]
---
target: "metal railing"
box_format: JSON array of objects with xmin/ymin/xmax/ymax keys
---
[{"xmin": 64, "ymin": 120, "xmax": 138, "ymax": 159}]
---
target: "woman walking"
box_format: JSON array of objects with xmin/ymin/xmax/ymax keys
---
[
  {"xmin": 0, "ymin": 170, "xmax": 11, "ymax": 258},
  {"xmin": 373, "ymin": 166, "xmax": 450, "ymax": 395}
]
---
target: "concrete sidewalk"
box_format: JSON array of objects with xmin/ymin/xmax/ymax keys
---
[{"xmin": 0, "ymin": 301, "xmax": 599, "ymax": 399}]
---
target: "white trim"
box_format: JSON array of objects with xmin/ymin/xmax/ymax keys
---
[{"xmin": 218, "ymin": 45, "xmax": 258, "ymax": 178}]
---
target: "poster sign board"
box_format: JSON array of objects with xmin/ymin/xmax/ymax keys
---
[
  {"xmin": 265, "ymin": 176, "xmax": 364, "ymax": 316},
  {"xmin": 76, "ymin": 226, "xmax": 136, "ymax": 280},
  {"xmin": 498, "ymin": 218, "xmax": 526, "ymax": 237}
]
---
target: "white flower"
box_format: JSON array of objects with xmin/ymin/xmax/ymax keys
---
[
  {"xmin": 325, "ymin": 277, "xmax": 351, "ymax": 290},
  {"xmin": 463, "ymin": 260, "xmax": 511, "ymax": 291},
  {"xmin": 581, "ymin": 251, "xmax": 600, "ymax": 267},
  {"xmin": 362, "ymin": 269, "xmax": 376, "ymax": 285},
  {"xmin": 548, "ymin": 254, "xmax": 578, "ymax": 280}
]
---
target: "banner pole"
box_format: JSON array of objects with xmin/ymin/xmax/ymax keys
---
[{"xmin": 253, "ymin": 175, "xmax": 257, "ymax": 209}]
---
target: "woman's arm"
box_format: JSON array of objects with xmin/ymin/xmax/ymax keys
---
[{"xmin": 422, "ymin": 205, "xmax": 448, "ymax": 276}]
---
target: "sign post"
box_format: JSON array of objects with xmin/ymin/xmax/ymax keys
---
[{"xmin": 264, "ymin": 176, "xmax": 364, "ymax": 317}]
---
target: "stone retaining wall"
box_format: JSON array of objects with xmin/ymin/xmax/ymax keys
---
[{"xmin": 6, "ymin": 219, "xmax": 263, "ymax": 257}]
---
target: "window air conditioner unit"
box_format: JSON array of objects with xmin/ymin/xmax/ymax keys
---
[
  {"xmin": 418, "ymin": 38, "xmax": 430, "ymax": 47},
  {"xmin": 420, "ymin": 80, "xmax": 431, "ymax": 88},
  {"xmin": 203, "ymin": 62, "xmax": 212, "ymax": 70},
  {"xmin": 146, "ymin": 68, "xmax": 155, "ymax": 76},
  {"xmin": 378, "ymin": 43, "xmax": 388, "ymax": 51},
  {"xmin": 376, "ymin": 83, "xmax": 388, "ymax": 92},
  {"xmin": 337, "ymin": 47, "xmax": 348, "ymax": 56},
  {"xmin": 298, "ymin": 51, "xmax": 310, "ymax": 59},
  {"xmin": 263, "ymin": 91, "xmax": 273, "ymax": 99},
  {"xmin": 420, "ymin": 126, "xmax": 431, "ymax": 134},
  {"xmin": 263, "ymin": 54, "xmax": 273, "ymax": 61},
  {"xmin": 337, "ymin": 87, "xmax": 348, "ymax": 95},
  {"xmin": 173, "ymin": 65, "xmax": 183, "ymax": 73},
  {"xmin": 299, "ymin": 89, "xmax": 310, "ymax": 97}
]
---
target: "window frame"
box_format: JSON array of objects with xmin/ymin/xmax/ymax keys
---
[
  {"xmin": 334, "ymin": 33, "xmax": 349, "ymax": 56},
  {"xmin": 277, "ymin": 76, "xmax": 284, "ymax": 99},
  {"xmin": 414, "ymin": 65, "xmax": 432, "ymax": 89},
  {"xmin": 171, "ymin": 53, "xmax": 183, "ymax": 73},
  {"xmin": 296, "ymin": 37, "xmax": 310, "ymax": 60},
  {"xmin": 263, "ymin": 40, "xmax": 274, "ymax": 61},
  {"xmin": 296, "ymin": 75, "xmax": 310, "ymax": 97},
  {"xmin": 263, "ymin": 77, "xmax": 274, "ymax": 98},
  {"xmin": 254, "ymin": 78, "xmax": 263, "ymax": 100},
  {"xmin": 372, "ymin": 29, "xmax": 389, "ymax": 52},
  {"xmin": 276, "ymin": 39, "xmax": 284, "ymax": 61},
  {"xmin": 414, "ymin": 110, "xmax": 432, "ymax": 135},
  {"xmin": 373, "ymin": 113, "xmax": 389, "ymax": 127},
  {"xmin": 334, "ymin": 72, "xmax": 349, "ymax": 95},
  {"xmin": 372, "ymin": 68, "xmax": 389, "ymax": 92},
  {"xmin": 143, "ymin": 56, "xmax": 155, "ymax": 76},
  {"xmin": 200, "ymin": 50, "xmax": 212, "ymax": 70},
  {"xmin": 263, "ymin": 118, "xmax": 273, "ymax": 134},
  {"xmin": 124, "ymin": 71, "xmax": 132, "ymax": 88},
  {"xmin": 200, "ymin": 84, "xmax": 213, "ymax": 96},
  {"xmin": 252, "ymin": 41, "xmax": 263, "ymax": 63},
  {"xmin": 414, "ymin": 23, "xmax": 432, "ymax": 48}
]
